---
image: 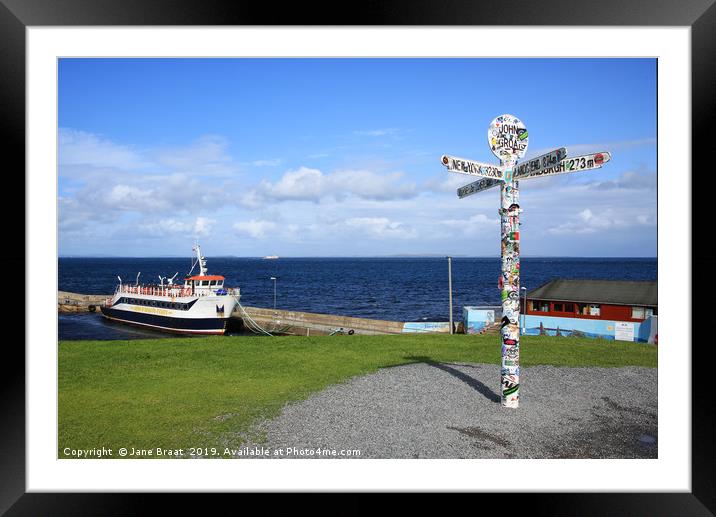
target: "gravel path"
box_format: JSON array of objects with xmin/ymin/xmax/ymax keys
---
[{"xmin": 243, "ymin": 362, "xmax": 657, "ymax": 459}]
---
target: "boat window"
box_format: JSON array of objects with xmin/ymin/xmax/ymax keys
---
[
  {"xmin": 202, "ymin": 280, "xmax": 210, "ymax": 286},
  {"xmin": 210, "ymin": 280, "xmax": 217, "ymax": 286},
  {"xmin": 217, "ymin": 281, "xmax": 223, "ymax": 286}
]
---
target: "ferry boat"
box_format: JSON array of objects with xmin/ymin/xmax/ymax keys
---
[
  {"xmin": 100, "ymin": 244, "xmax": 240, "ymax": 335},
  {"xmin": 263, "ymin": 255, "xmax": 279, "ymax": 260}
]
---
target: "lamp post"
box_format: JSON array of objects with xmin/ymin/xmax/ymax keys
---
[
  {"xmin": 447, "ymin": 256, "xmax": 454, "ymax": 335},
  {"xmin": 270, "ymin": 277, "xmax": 277, "ymax": 309},
  {"xmin": 521, "ymin": 287, "xmax": 527, "ymax": 333}
]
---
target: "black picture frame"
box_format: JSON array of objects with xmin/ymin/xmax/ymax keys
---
[{"xmin": 3, "ymin": 1, "xmax": 711, "ymax": 514}]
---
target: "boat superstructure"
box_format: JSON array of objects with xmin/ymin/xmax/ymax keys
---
[{"xmin": 100, "ymin": 244, "xmax": 240, "ymax": 335}]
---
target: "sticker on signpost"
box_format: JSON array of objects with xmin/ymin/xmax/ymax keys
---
[{"xmin": 488, "ymin": 114, "xmax": 528, "ymax": 161}]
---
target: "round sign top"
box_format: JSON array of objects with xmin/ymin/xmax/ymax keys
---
[{"xmin": 488, "ymin": 114, "xmax": 528, "ymax": 161}]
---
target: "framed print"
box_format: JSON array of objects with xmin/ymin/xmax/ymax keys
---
[{"xmin": 3, "ymin": 0, "xmax": 712, "ymax": 514}]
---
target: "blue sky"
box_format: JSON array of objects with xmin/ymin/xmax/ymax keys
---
[{"xmin": 58, "ymin": 58, "xmax": 657, "ymax": 257}]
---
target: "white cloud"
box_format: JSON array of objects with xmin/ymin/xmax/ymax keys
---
[
  {"xmin": 344, "ymin": 217, "xmax": 416, "ymax": 239},
  {"xmin": 251, "ymin": 158, "xmax": 282, "ymax": 167},
  {"xmin": 588, "ymin": 170, "xmax": 657, "ymax": 191},
  {"xmin": 546, "ymin": 207, "xmax": 654, "ymax": 235},
  {"xmin": 255, "ymin": 167, "xmax": 417, "ymax": 203},
  {"xmin": 442, "ymin": 213, "xmax": 499, "ymax": 228},
  {"xmin": 155, "ymin": 135, "xmax": 228, "ymax": 167},
  {"xmin": 525, "ymin": 138, "xmax": 656, "ymax": 161},
  {"xmin": 59, "ymin": 128, "xmax": 146, "ymax": 170},
  {"xmin": 139, "ymin": 218, "xmax": 193, "ymax": 236},
  {"xmin": 105, "ymin": 184, "xmax": 160, "ymax": 211},
  {"xmin": 353, "ymin": 128, "xmax": 399, "ymax": 137},
  {"xmin": 233, "ymin": 220, "xmax": 278, "ymax": 239},
  {"xmin": 135, "ymin": 216, "xmax": 216, "ymax": 238},
  {"xmin": 262, "ymin": 167, "xmax": 325, "ymax": 200},
  {"xmin": 58, "ymin": 129, "xmax": 656, "ymax": 257},
  {"xmin": 426, "ymin": 172, "xmax": 489, "ymax": 194},
  {"xmin": 193, "ymin": 217, "xmax": 215, "ymax": 236}
]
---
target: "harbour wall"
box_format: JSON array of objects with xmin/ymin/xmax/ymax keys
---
[
  {"xmin": 57, "ymin": 291, "xmax": 463, "ymax": 335},
  {"xmin": 236, "ymin": 306, "xmax": 406, "ymax": 336},
  {"xmin": 58, "ymin": 291, "xmax": 108, "ymax": 312}
]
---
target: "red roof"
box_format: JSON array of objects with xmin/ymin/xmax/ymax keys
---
[{"xmin": 186, "ymin": 275, "xmax": 225, "ymax": 281}]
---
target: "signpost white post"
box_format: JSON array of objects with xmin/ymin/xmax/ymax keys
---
[{"xmin": 441, "ymin": 114, "xmax": 611, "ymax": 408}]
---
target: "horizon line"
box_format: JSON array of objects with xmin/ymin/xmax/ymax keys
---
[{"xmin": 58, "ymin": 255, "xmax": 659, "ymax": 259}]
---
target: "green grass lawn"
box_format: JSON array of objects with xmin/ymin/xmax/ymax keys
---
[{"xmin": 58, "ymin": 333, "xmax": 656, "ymax": 457}]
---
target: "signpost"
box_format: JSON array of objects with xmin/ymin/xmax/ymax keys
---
[
  {"xmin": 441, "ymin": 155, "xmax": 504, "ymax": 180},
  {"xmin": 516, "ymin": 152, "xmax": 611, "ymax": 181},
  {"xmin": 513, "ymin": 147, "xmax": 567, "ymax": 179},
  {"xmin": 457, "ymin": 177, "xmax": 501, "ymax": 198},
  {"xmin": 441, "ymin": 114, "xmax": 611, "ymax": 408}
]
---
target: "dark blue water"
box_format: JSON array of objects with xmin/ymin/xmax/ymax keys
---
[{"xmin": 59, "ymin": 257, "xmax": 657, "ymax": 340}]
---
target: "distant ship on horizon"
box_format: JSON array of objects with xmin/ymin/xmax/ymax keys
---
[{"xmin": 263, "ymin": 255, "xmax": 279, "ymax": 260}]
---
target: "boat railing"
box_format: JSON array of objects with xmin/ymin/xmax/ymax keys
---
[{"xmin": 115, "ymin": 284, "xmax": 239, "ymax": 298}]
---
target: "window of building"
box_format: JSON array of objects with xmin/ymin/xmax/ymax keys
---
[
  {"xmin": 553, "ymin": 303, "xmax": 564, "ymax": 312},
  {"xmin": 577, "ymin": 303, "xmax": 589, "ymax": 315},
  {"xmin": 589, "ymin": 304, "xmax": 601, "ymax": 316},
  {"xmin": 539, "ymin": 302, "xmax": 550, "ymax": 312},
  {"xmin": 564, "ymin": 303, "xmax": 575, "ymax": 313},
  {"xmin": 632, "ymin": 306, "xmax": 645, "ymax": 319}
]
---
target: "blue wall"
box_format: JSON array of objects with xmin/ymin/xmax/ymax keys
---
[
  {"xmin": 523, "ymin": 314, "xmax": 653, "ymax": 343},
  {"xmin": 402, "ymin": 322, "xmax": 451, "ymax": 333},
  {"xmin": 463, "ymin": 307, "xmax": 497, "ymax": 334}
]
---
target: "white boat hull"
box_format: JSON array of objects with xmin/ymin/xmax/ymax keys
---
[{"xmin": 101, "ymin": 292, "xmax": 239, "ymax": 335}]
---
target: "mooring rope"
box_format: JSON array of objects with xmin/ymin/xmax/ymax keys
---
[{"xmin": 236, "ymin": 302, "xmax": 274, "ymax": 336}]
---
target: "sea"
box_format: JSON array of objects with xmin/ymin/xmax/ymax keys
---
[{"xmin": 58, "ymin": 257, "xmax": 657, "ymax": 340}]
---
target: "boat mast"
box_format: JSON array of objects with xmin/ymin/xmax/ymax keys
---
[{"xmin": 193, "ymin": 243, "xmax": 208, "ymax": 276}]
